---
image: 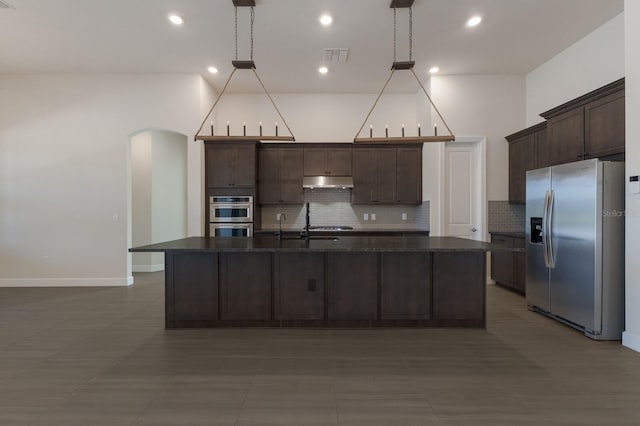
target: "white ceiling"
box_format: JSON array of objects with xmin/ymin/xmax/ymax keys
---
[{"xmin": 0, "ymin": 0, "xmax": 623, "ymax": 94}]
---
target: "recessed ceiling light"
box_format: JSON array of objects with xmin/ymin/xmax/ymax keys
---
[
  {"xmin": 207, "ymin": 66, "xmax": 219, "ymax": 74},
  {"xmin": 319, "ymin": 14, "xmax": 333, "ymax": 26},
  {"xmin": 168, "ymin": 14, "xmax": 184, "ymax": 25},
  {"xmin": 318, "ymin": 66, "xmax": 329, "ymax": 74},
  {"xmin": 429, "ymin": 66, "xmax": 440, "ymax": 74},
  {"xmin": 467, "ymin": 15, "xmax": 482, "ymax": 27}
]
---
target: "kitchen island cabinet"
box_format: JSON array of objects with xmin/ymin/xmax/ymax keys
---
[{"xmin": 131, "ymin": 236, "xmax": 514, "ymax": 329}]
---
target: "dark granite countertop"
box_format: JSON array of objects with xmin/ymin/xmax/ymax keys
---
[
  {"xmin": 130, "ymin": 236, "xmax": 517, "ymax": 253},
  {"xmin": 490, "ymin": 231, "xmax": 525, "ymax": 239},
  {"xmin": 255, "ymin": 229, "xmax": 430, "ymax": 236}
]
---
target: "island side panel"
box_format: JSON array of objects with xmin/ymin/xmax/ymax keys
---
[
  {"xmin": 432, "ymin": 252, "xmax": 486, "ymax": 326},
  {"xmin": 274, "ymin": 252, "xmax": 325, "ymax": 320},
  {"xmin": 327, "ymin": 252, "xmax": 378, "ymax": 321},
  {"xmin": 165, "ymin": 252, "xmax": 218, "ymax": 328},
  {"xmin": 380, "ymin": 252, "xmax": 432, "ymax": 320},
  {"xmin": 220, "ymin": 252, "xmax": 272, "ymax": 321}
]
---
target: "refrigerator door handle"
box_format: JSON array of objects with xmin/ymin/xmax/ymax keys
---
[
  {"xmin": 542, "ymin": 190, "xmax": 551, "ymax": 268},
  {"xmin": 547, "ymin": 189, "xmax": 556, "ymax": 268}
]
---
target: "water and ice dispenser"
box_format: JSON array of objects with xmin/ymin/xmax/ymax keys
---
[{"xmin": 530, "ymin": 217, "xmax": 543, "ymax": 244}]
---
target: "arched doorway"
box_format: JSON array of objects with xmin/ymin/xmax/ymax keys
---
[{"xmin": 128, "ymin": 129, "xmax": 188, "ymax": 280}]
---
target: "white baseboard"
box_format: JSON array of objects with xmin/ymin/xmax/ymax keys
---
[
  {"xmin": 132, "ymin": 264, "xmax": 164, "ymax": 273},
  {"xmin": 622, "ymin": 331, "xmax": 640, "ymax": 353},
  {"xmin": 0, "ymin": 277, "xmax": 134, "ymax": 287}
]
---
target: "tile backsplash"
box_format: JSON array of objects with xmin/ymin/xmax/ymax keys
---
[
  {"xmin": 488, "ymin": 201, "xmax": 525, "ymax": 232},
  {"xmin": 261, "ymin": 189, "xmax": 429, "ymax": 230}
]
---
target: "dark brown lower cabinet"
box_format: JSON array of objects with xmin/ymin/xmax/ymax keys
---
[
  {"xmin": 514, "ymin": 249, "xmax": 526, "ymax": 294},
  {"xmin": 162, "ymin": 248, "xmax": 487, "ymax": 328},
  {"xmin": 219, "ymin": 253, "xmax": 272, "ymax": 320},
  {"xmin": 380, "ymin": 253, "xmax": 431, "ymax": 319},
  {"xmin": 491, "ymin": 235, "xmax": 515, "ymax": 287},
  {"xmin": 491, "ymin": 234, "xmax": 525, "ymax": 295},
  {"xmin": 432, "ymin": 252, "xmax": 485, "ymax": 320},
  {"xmin": 274, "ymin": 253, "xmax": 324, "ymax": 320},
  {"xmin": 166, "ymin": 252, "xmax": 218, "ymax": 323},
  {"xmin": 327, "ymin": 253, "xmax": 378, "ymax": 320}
]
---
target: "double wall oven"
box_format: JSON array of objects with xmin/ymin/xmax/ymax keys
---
[{"xmin": 209, "ymin": 196, "xmax": 253, "ymax": 237}]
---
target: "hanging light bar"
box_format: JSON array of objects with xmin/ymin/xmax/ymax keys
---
[
  {"xmin": 354, "ymin": 0, "xmax": 454, "ymax": 144},
  {"xmin": 195, "ymin": 0, "xmax": 295, "ymax": 142}
]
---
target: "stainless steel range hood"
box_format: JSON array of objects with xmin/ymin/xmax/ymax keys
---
[{"xmin": 303, "ymin": 176, "xmax": 354, "ymax": 189}]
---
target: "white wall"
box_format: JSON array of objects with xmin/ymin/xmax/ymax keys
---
[
  {"xmin": 526, "ymin": 13, "xmax": 625, "ymax": 126},
  {"xmin": 215, "ymin": 94, "xmax": 417, "ymax": 142},
  {"xmin": 131, "ymin": 131, "xmax": 153, "ymax": 270},
  {"xmin": 0, "ymin": 74, "xmax": 208, "ymax": 286},
  {"xmin": 624, "ymin": 1, "xmax": 640, "ymax": 352},
  {"xmin": 430, "ymin": 75, "xmax": 527, "ymax": 202}
]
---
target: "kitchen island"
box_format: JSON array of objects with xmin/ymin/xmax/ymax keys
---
[{"xmin": 130, "ymin": 236, "xmax": 510, "ymax": 329}]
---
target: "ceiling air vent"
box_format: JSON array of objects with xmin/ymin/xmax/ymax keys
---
[
  {"xmin": 0, "ymin": 0, "xmax": 14, "ymax": 8},
  {"xmin": 323, "ymin": 48, "xmax": 350, "ymax": 63}
]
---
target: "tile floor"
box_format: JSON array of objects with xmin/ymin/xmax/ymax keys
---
[{"xmin": 1, "ymin": 272, "xmax": 639, "ymax": 425}]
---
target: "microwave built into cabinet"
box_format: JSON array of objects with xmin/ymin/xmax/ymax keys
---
[{"xmin": 209, "ymin": 196, "xmax": 253, "ymax": 223}]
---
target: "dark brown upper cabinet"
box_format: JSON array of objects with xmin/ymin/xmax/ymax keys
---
[
  {"xmin": 303, "ymin": 147, "xmax": 352, "ymax": 176},
  {"xmin": 258, "ymin": 146, "xmax": 304, "ymax": 205},
  {"xmin": 352, "ymin": 145, "xmax": 422, "ymax": 205},
  {"xmin": 584, "ymin": 89, "xmax": 625, "ymax": 158},
  {"xmin": 396, "ymin": 147, "xmax": 423, "ymax": 204},
  {"xmin": 540, "ymin": 78, "xmax": 624, "ymax": 166},
  {"xmin": 205, "ymin": 143, "xmax": 257, "ymax": 188},
  {"xmin": 352, "ymin": 147, "xmax": 396, "ymax": 204},
  {"xmin": 505, "ymin": 122, "xmax": 546, "ymax": 204}
]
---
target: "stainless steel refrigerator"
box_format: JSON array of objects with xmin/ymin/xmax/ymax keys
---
[{"xmin": 526, "ymin": 159, "xmax": 625, "ymax": 340}]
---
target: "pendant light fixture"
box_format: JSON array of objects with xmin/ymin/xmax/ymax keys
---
[
  {"xmin": 353, "ymin": 0, "xmax": 454, "ymax": 143},
  {"xmin": 194, "ymin": 0, "xmax": 295, "ymax": 142}
]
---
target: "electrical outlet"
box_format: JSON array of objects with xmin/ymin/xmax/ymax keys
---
[
  {"xmin": 371, "ymin": 213, "xmax": 376, "ymax": 221},
  {"xmin": 402, "ymin": 213, "xmax": 407, "ymax": 221},
  {"xmin": 364, "ymin": 213, "xmax": 369, "ymax": 221}
]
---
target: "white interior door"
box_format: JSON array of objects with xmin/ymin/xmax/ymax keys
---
[{"xmin": 442, "ymin": 140, "xmax": 484, "ymax": 240}]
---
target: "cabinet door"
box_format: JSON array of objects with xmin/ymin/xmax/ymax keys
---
[
  {"xmin": 509, "ymin": 136, "xmax": 536, "ymax": 204},
  {"xmin": 280, "ymin": 148, "xmax": 304, "ymax": 204},
  {"xmin": 491, "ymin": 235, "xmax": 515, "ymax": 288},
  {"xmin": 166, "ymin": 252, "xmax": 218, "ymax": 323},
  {"xmin": 352, "ymin": 148, "xmax": 376, "ymax": 204},
  {"xmin": 206, "ymin": 145, "xmax": 235, "ymax": 188},
  {"xmin": 381, "ymin": 252, "xmax": 431, "ymax": 319},
  {"xmin": 433, "ymin": 252, "xmax": 485, "ymax": 320},
  {"xmin": 547, "ymin": 108, "xmax": 585, "ymax": 165},
  {"xmin": 233, "ymin": 145, "xmax": 256, "ymax": 187},
  {"xmin": 303, "ymin": 148, "xmax": 327, "ymax": 176},
  {"xmin": 258, "ymin": 148, "xmax": 282, "ymax": 205},
  {"xmin": 274, "ymin": 253, "xmax": 324, "ymax": 320},
  {"xmin": 327, "ymin": 253, "xmax": 378, "ymax": 320},
  {"xmin": 375, "ymin": 148, "xmax": 396, "ymax": 203},
  {"xmin": 514, "ymin": 251, "xmax": 526, "ymax": 295},
  {"xmin": 396, "ymin": 147, "xmax": 422, "ymax": 204},
  {"xmin": 326, "ymin": 147, "xmax": 352, "ymax": 175},
  {"xmin": 220, "ymin": 253, "xmax": 272, "ymax": 320},
  {"xmin": 535, "ymin": 129, "xmax": 550, "ymax": 169},
  {"xmin": 585, "ymin": 90, "xmax": 625, "ymax": 158}
]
